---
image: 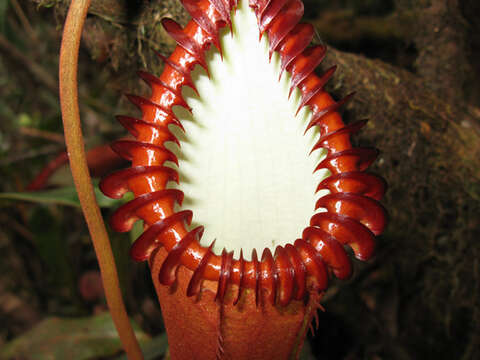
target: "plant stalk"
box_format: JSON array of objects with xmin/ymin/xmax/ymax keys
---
[{"xmin": 59, "ymin": 0, "xmax": 143, "ymax": 359}]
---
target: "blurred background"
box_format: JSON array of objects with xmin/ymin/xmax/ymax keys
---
[{"xmin": 0, "ymin": 0, "xmax": 479, "ymax": 359}]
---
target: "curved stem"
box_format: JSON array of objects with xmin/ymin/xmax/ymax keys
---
[{"xmin": 59, "ymin": 1, "xmax": 143, "ymax": 359}]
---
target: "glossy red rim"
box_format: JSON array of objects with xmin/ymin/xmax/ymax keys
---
[{"xmin": 100, "ymin": 0, "xmax": 387, "ymax": 306}]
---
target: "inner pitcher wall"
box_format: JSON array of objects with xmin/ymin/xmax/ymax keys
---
[{"xmin": 167, "ymin": 0, "xmax": 329, "ymax": 259}]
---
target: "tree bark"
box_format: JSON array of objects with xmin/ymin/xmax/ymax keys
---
[{"xmin": 395, "ymin": 0, "xmax": 477, "ymax": 107}]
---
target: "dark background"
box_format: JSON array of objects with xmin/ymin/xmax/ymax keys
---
[{"xmin": 1, "ymin": 0, "xmax": 479, "ymax": 359}]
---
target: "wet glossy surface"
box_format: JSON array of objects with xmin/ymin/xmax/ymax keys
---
[{"xmin": 100, "ymin": 0, "xmax": 387, "ymax": 306}]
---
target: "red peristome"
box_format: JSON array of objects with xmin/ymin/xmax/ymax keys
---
[
  {"xmin": 261, "ymin": 248, "xmax": 277, "ymax": 305},
  {"xmin": 284, "ymin": 243, "xmax": 306, "ymax": 300},
  {"xmin": 99, "ymin": 165, "xmax": 178, "ymax": 199},
  {"xmin": 288, "ymin": 45, "xmax": 326, "ymax": 97},
  {"xmin": 116, "ymin": 115, "xmax": 181, "ymax": 147},
  {"xmin": 296, "ymin": 65, "xmax": 337, "ymax": 115},
  {"xmin": 126, "ymin": 94, "xmax": 185, "ymax": 131},
  {"xmin": 274, "ymin": 245, "xmax": 294, "ymax": 306},
  {"xmin": 310, "ymin": 212, "xmax": 376, "ymax": 261},
  {"xmin": 130, "ymin": 210, "xmax": 193, "ymax": 262},
  {"xmin": 137, "ymin": 71, "xmax": 192, "ymax": 112},
  {"xmin": 209, "ymin": 0, "xmax": 232, "ymax": 27},
  {"xmin": 250, "ymin": 0, "xmax": 271, "ymax": 21},
  {"xmin": 187, "ymin": 239, "xmax": 216, "ymax": 297},
  {"xmin": 317, "ymin": 171, "xmax": 386, "ymax": 200},
  {"xmin": 303, "ymin": 227, "xmax": 352, "ymax": 280},
  {"xmin": 278, "ymin": 23, "xmax": 314, "ymax": 80},
  {"xmin": 304, "ymin": 92, "xmax": 355, "ymax": 134},
  {"xmin": 263, "ymin": 0, "xmax": 303, "ymax": 48},
  {"xmin": 110, "ymin": 189, "xmax": 183, "ymax": 232},
  {"xmin": 216, "ymin": 249, "xmax": 234, "ymax": 302},
  {"xmin": 310, "ymin": 119, "xmax": 367, "ymax": 154},
  {"xmin": 233, "ymin": 249, "xmax": 245, "ymax": 305},
  {"xmin": 315, "ymin": 193, "xmax": 387, "ymax": 235},
  {"xmin": 251, "ymin": 248, "xmax": 261, "ymax": 307},
  {"xmin": 99, "ymin": 1, "xmax": 389, "ymax": 357},
  {"xmin": 314, "ymin": 147, "xmax": 379, "ymax": 174},
  {"xmin": 159, "ymin": 226, "xmax": 204, "ymax": 285},
  {"xmin": 155, "ymin": 52, "xmax": 199, "ymax": 95},
  {"xmin": 161, "ymin": 18, "xmax": 210, "ymax": 75},
  {"xmin": 294, "ymin": 239, "xmax": 328, "ymax": 291},
  {"xmin": 181, "ymin": 0, "xmax": 225, "ymax": 56},
  {"xmin": 259, "ymin": 0, "xmax": 289, "ymax": 41},
  {"xmin": 101, "ymin": 0, "xmax": 387, "ymax": 311},
  {"xmin": 110, "ymin": 140, "xmax": 179, "ymax": 168}
]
